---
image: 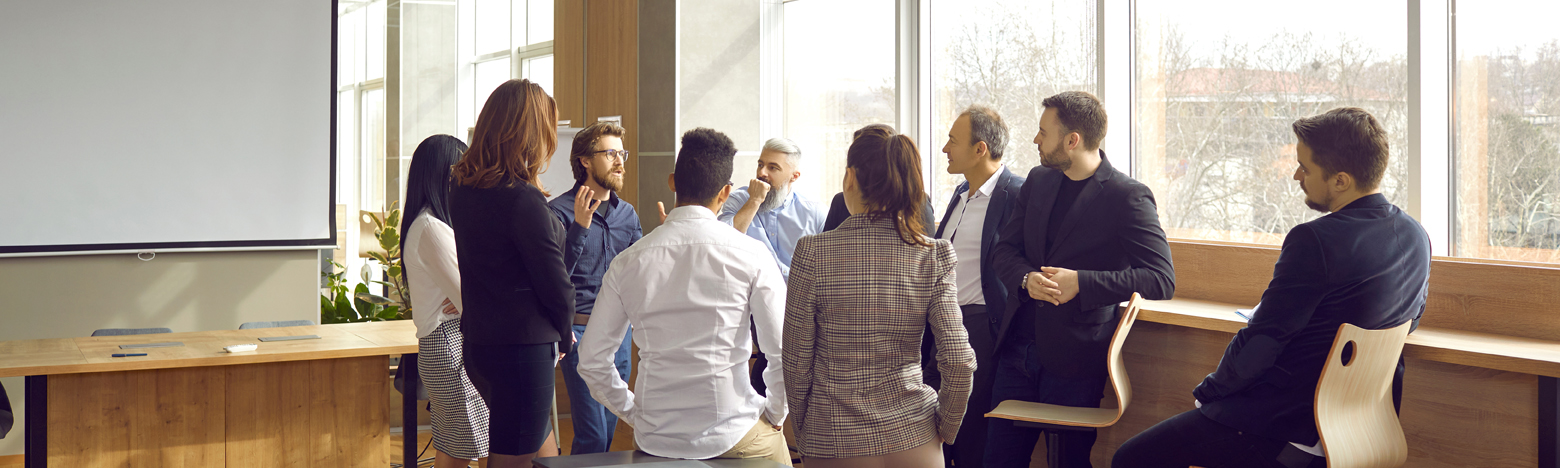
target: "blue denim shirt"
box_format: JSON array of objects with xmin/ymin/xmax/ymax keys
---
[{"xmin": 547, "ymin": 184, "xmax": 643, "ymax": 315}]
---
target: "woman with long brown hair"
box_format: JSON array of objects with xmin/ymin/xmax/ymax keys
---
[
  {"xmin": 782, "ymin": 124, "xmax": 976, "ymax": 468},
  {"xmin": 449, "ymin": 78, "xmax": 574, "ymax": 468}
]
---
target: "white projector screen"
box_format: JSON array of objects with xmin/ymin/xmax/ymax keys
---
[{"xmin": 0, "ymin": 0, "xmax": 335, "ymax": 256}]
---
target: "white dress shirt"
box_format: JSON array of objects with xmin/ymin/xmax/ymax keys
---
[
  {"xmin": 578, "ymin": 205, "xmax": 789, "ymax": 459},
  {"xmin": 939, "ymin": 172, "xmax": 1001, "ymax": 306},
  {"xmin": 717, "ymin": 188, "xmax": 827, "ymax": 280},
  {"xmin": 404, "ymin": 209, "xmax": 462, "ymax": 338}
]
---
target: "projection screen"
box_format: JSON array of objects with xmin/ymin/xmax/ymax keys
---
[{"xmin": 0, "ymin": 0, "xmax": 335, "ymax": 256}]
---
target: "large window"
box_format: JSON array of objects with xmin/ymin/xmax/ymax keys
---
[
  {"xmin": 1134, "ymin": 0, "xmax": 1407, "ymax": 244},
  {"xmin": 772, "ymin": 0, "xmax": 1560, "ymax": 265},
  {"xmin": 781, "ymin": 0, "xmax": 896, "ymax": 205},
  {"xmin": 1455, "ymin": 1, "xmax": 1560, "ymax": 263},
  {"xmin": 460, "ymin": 0, "xmax": 554, "ymax": 133},
  {"xmin": 929, "ymin": 0, "xmax": 1097, "ymax": 217}
]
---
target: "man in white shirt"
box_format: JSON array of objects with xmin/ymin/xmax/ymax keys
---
[
  {"xmin": 930, "ymin": 105, "xmax": 1027, "ymax": 468},
  {"xmin": 578, "ymin": 128, "xmax": 790, "ymax": 465}
]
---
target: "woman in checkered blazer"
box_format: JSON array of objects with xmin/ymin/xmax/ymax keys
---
[{"xmin": 783, "ymin": 124, "xmax": 976, "ymax": 468}]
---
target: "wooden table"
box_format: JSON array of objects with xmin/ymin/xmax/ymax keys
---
[
  {"xmin": 0, "ymin": 321, "xmax": 419, "ymax": 468},
  {"xmin": 1135, "ymin": 298, "xmax": 1560, "ymax": 468}
]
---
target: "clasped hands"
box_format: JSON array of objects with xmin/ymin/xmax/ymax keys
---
[{"xmin": 1025, "ymin": 267, "xmax": 1079, "ymax": 306}]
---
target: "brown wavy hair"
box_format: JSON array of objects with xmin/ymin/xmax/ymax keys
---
[
  {"xmin": 452, "ymin": 79, "xmax": 559, "ymax": 193},
  {"xmin": 846, "ymin": 124, "xmax": 929, "ymax": 247}
]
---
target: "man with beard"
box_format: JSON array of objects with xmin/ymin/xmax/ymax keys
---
[
  {"xmin": 718, "ymin": 138, "xmax": 827, "ymax": 397},
  {"xmin": 986, "ymin": 91, "xmax": 1176, "ymax": 467},
  {"xmin": 1111, "ymin": 108, "xmax": 1430, "ymax": 468},
  {"xmin": 547, "ymin": 121, "xmax": 643, "ymax": 454},
  {"xmin": 719, "ymin": 137, "xmax": 827, "ymax": 280}
]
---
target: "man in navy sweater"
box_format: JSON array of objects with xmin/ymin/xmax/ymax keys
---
[
  {"xmin": 1112, "ymin": 107, "xmax": 1432, "ymax": 468},
  {"xmin": 547, "ymin": 121, "xmax": 643, "ymax": 454}
]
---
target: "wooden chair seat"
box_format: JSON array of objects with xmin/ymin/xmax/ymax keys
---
[
  {"xmin": 986, "ymin": 399, "xmax": 1119, "ymax": 428},
  {"xmin": 986, "ymin": 293, "xmax": 1144, "ymax": 465}
]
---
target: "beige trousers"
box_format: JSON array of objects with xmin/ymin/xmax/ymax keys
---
[
  {"xmin": 801, "ymin": 438, "xmax": 944, "ymax": 468},
  {"xmin": 713, "ymin": 415, "xmax": 793, "ymax": 466}
]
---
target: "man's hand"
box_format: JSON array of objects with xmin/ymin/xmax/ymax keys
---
[
  {"xmin": 745, "ymin": 178, "xmax": 772, "ymax": 206},
  {"xmin": 573, "ymin": 185, "xmax": 600, "ymax": 229},
  {"xmin": 440, "ymin": 298, "xmax": 458, "ymax": 315},
  {"xmin": 1040, "ymin": 266, "xmax": 1080, "ymax": 305},
  {"xmin": 657, "ymin": 202, "xmax": 668, "ymax": 224},
  {"xmin": 1025, "ymin": 271, "xmax": 1062, "ymax": 305}
]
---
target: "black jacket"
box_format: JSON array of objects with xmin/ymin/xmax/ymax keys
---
[
  {"xmin": 990, "ymin": 152, "xmax": 1176, "ymax": 379},
  {"xmin": 932, "ymin": 166, "xmax": 1027, "ymax": 327},
  {"xmin": 451, "ymin": 179, "xmax": 575, "ymax": 345},
  {"xmin": 1195, "ymin": 193, "xmax": 1430, "ymax": 445}
]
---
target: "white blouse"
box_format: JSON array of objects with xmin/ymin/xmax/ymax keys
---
[{"xmin": 404, "ymin": 209, "xmax": 463, "ymax": 338}]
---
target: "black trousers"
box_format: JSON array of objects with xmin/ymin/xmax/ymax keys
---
[
  {"xmin": 923, "ymin": 305, "xmax": 997, "ymax": 468},
  {"xmin": 1112, "ymin": 409, "xmax": 1324, "ymax": 468}
]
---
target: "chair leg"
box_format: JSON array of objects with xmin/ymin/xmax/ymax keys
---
[{"xmin": 1046, "ymin": 431, "xmax": 1063, "ymax": 468}]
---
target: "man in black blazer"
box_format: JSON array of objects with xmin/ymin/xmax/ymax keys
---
[
  {"xmin": 919, "ymin": 105, "xmax": 1026, "ymax": 468},
  {"xmin": 986, "ymin": 91, "xmax": 1176, "ymax": 468},
  {"xmin": 1112, "ymin": 108, "xmax": 1431, "ymax": 468}
]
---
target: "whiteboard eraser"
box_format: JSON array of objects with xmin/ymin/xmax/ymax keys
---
[{"xmin": 224, "ymin": 343, "xmax": 258, "ymax": 353}]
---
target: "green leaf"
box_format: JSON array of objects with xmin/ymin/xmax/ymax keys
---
[
  {"xmin": 385, "ymin": 209, "xmax": 400, "ymax": 231},
  {"xmin": 379, "ymin": 229, "xmax": 399, "ymax": 253},
  {"xmin": 378, "ymin": 305, "xmax": 402, "ymax": 321},
  {"xmin": 353, "ymin": 283, "xmax": 374, "ymax": 319},
  {"xmin": 334, "ymin": 289, "xmax": 355, "ymax": 322},
  {"xmin": 386, "ymin": 265, "xmax": 402, "ymax": 279},
  {"xmin": 356, "ymin": 292, "xmax": 393, "ymax": 306},
  {"xmin": 319, "ymin": 294, "xmax": 337, "ymax": 323}
]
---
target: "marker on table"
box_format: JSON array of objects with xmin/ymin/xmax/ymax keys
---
[{"xmin": 111, "ymin": 353, "xmax": 148, "ymax": 357}]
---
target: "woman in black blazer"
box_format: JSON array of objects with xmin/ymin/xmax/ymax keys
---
[{"xmin": 449, "ymin": 78, "xmax": 574, "ymax": 468}]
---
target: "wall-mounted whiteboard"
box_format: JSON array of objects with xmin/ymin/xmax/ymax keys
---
[{"xmin": 0, "ymin": 0, "xmax": 335, "ymax": 256}]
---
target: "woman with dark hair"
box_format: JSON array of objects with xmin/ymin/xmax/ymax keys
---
[
  {"xmin": 783, "ymin": 124, "xmax": 976, "ymax": 468},
  {"xmin": 401, "ymin": 134, "xmax": 490, "ymax": 468},
  {"xmin": 449, "ymin": 79, "xmax": 574, "ymax": 468}
]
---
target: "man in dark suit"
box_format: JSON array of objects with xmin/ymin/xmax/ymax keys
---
[
  {"xmin": 1111, "ymin": 107, "xmax": 1431, "ymax": 468},
  {"xmin": 986, "ymin": 91, "xmax": 1177, "ymax": 467},
  {"xmin": 920, "ymin": 104, "xmax": 1026, "ymax": 468}
]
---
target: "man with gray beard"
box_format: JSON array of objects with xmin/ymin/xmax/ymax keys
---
[
  {"xmin": 719, "ymin": 137, "xmax": 826, "ymax": 397},
  {"xmin": 718, "ymin": 137, "xmax": 827, "ymax": 281}
]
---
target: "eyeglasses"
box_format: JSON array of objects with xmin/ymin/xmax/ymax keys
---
[{"xmin": 592, "ymin": 149, "xmax": 630, "ymax": 162}]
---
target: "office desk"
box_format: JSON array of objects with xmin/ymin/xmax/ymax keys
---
[
  {"xmin": 0, "ymin": 321, "xmax": 418, "ymax": 468},
  {"xmin": 1131, "ymin": 298, "xmax": 1560, "ymax": 468}
]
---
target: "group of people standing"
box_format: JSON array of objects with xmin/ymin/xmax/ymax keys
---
[{"xmin": 398, "ymin": 77, "xmax": 1432, "ymax": 468}]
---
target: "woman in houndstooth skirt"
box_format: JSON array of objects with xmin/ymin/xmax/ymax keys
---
[{"xmin": 401, "ymin": 134, "xmax": 490, "ymax": 467}]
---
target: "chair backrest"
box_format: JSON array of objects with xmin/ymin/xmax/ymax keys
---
[
  {"xmin": 1315, "ymin": 321, "xmax": 1412, "ymax": 468},
  {"xmin": 238, "ymin": 320, "xmax": 316, "ymax": 330},
  {"xmin": 1102, "ymin": 293, "xmax": 1145, "ymax": 426},
  {"xmin": 90, "ymin": 327, "xmax": 172, "ymax": 337}
]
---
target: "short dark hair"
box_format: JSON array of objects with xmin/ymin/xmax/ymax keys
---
[
  {"xmin": 674, "ymin": 128, "xmax": 736, "ymax": 205},
  {"xmin": 963, "ymin": 105, "xmax": 1009, "ymax": 160},
  {"xmin": 1291, "ymin": 107, "xmax": 1390, "ymax": 191},
  {"xmin": 1041, "ymin": 91, "xmax": 1107, "ymax": 150},
  {"xmin": 570, "ymin": 121, "xmax": 626, "ymax": 182}
]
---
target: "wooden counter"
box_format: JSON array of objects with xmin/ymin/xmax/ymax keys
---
[{"xmin": 0, "ymin": 321, "xmax": 418, "ymax": 468}]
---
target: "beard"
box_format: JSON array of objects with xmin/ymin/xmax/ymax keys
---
[
  {"xmin": 758, "ymin": 180, "xmax": 789, "ymax": 213},
  {"xmin": 590, "ymin": 164, "xmax": 624, "ymax": 192},
  {"xmin": 1301, "ymin": 181, "xmax": 1331, "ymax": 213},
  {"xmin": 1039, "ymin": 142, "xmax": 1072, "ymax": 172}
]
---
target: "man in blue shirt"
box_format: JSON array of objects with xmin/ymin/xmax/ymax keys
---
[
  {"xmin": 718, "ymin": 138, "xmax": 827, "ymax": 280},
  {"xmin": 718, "ymin": 137, "xmax": 826, "ymax": 396},
  {"xmin": 547, "ymin": 121, "xmax": 643, "ymax": 454}
]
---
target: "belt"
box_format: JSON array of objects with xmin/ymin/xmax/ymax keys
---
[{"xmin": 574, "ymin": 314, "xmax": 591, "ymax": 325}]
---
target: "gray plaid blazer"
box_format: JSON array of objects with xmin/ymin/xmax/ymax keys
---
[{"xmin": 782, "ymin": 214, "xmax": 975, "ymax": 459}]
